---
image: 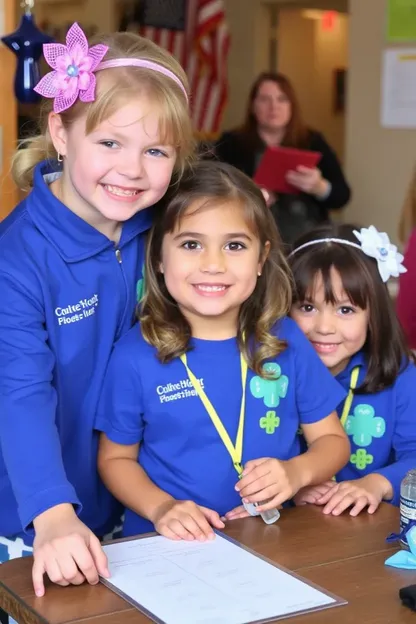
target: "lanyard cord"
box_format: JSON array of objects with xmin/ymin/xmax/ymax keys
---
[{"xmin": 180, "ymin": 351, "xmax": 248, "ymax": 476}]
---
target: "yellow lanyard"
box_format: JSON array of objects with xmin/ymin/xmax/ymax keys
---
[
  {"xmin": 179, "ymin": 351, "xmax": 248, "ymax": 477},
  {"xmin": 340, "ymin": 366, "xmax": 360, "ymax": 428}
]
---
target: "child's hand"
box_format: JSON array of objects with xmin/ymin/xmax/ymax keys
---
[
  {"xmin": 223, "ymin": 504, "xmax": 251, "ymax": 521},
  {"xmin": 318, "ymin": 474, "xmax": 392, "ymax": 516},
  {"xmin": 294, "ymin": 481, "xmax": 338, "ymax": 506},
  {"xmin": 236, "ymin": 458, "xmax": 301, "ymax": 510},
  {"xmin": 153, "ymin": 500, "xmax": 225, "ymax": 541},
  {"xmin": 32, "ymin": 504, "xmax": 109, "ymax": 597}
]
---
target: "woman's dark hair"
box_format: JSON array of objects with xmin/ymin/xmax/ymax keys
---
[
  {"xmin": 239, "ymin": 72, "xmax": 311, "ymax": 151},
  {"xmin": 288, "ymin": 223, "xmax": 414, "ymax": 394},
  {"xmin": 140, "ymin": 160, "xmax": 293, "ymax": 376}
]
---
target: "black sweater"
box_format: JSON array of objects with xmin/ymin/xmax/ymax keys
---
[{"xmin": 214, "ymin": 129, "xmax": 351, "ymax": 244}]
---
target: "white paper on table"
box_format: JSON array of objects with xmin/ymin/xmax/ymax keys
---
[
  {"xmin": 381, "ymin": 48, "xmax": 416, "ymax": 128},
  {"xmin": 101, "ymin": 532, "xmax": 346, "ymax": 624}
]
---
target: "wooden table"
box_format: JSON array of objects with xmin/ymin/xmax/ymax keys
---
[{"xmin": 0, "ymin": 504, "xmax": 415, "ymax": 624}]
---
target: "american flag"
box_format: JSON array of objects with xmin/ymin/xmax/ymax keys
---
[{"xmin": 137, "ymin": 0, "xmax": 230, "ymax": 138}]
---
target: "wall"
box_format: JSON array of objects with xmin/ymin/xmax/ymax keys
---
[
  {"xmin": 314, "ymin": 12, "xmax": 348, "ymax": 160},
  {"xmin": 345, "ymin": 0, "xmax": 416, "ymax": 242},
  {"xmin": 277, "ymin": 10, "xmax": 317, "ymax": 127},
  {"xmin": 221, "ymin": 0, "xmax": 263, "ymax": 129},
  {"xmin": 30, "ymin": 0, "xmax": 116, "ymax": 34},
  {"xmin": 0, "ymin": 0, "xmax": 18, "ymax": 218}
]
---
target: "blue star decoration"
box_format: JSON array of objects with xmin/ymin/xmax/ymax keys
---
[{"xmin": 2, "ymin": 13, "xmax": 54, "ymax": 103}]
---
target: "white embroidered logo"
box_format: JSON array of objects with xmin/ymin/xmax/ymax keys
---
[
  {"xmin": 156, "ymin": 377, "xmax": 204, "ymax": 404},
  {"xmin": 55, "ymin": 294, "xmax": 99, "ymax": 326}
]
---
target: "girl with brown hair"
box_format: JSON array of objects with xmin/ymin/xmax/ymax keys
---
[
  {"xmin": 289, "ymin": 223, "xmax": 416, "ymax": 519},
  {"xmin": 97, "ymin": 160, "xmax": 349, "ymax": 541}
]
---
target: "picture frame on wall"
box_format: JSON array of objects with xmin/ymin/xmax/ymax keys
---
[
  {"xmin": 118, "ymin": 0, "xmax": 187, "ymax": 31},
  {"xmin": 333, "ymin": 68, "xmax": 347, "ymax": 113}
]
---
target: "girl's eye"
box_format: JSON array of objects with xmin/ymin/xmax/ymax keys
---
[
  {"xmin": 146, "ymin": 148, "xmax": 168, "ymax": 157},
  {"xmin": 339, "ymin": 306, "xmax": 355, "ymax": 315},
  {"xmin": 99, "ymin": 140, "xmax": 119, "ymax": 149},
  {"xmin": 182, "ymin": 241, "xmax": 201, "ymax": 250},
  {"xmin": 225, "ymin": 242, "xmax": 246, "ymax": 251},
  {"xmin": 300, "ymin": 303, "xmax": 315, "ymax": 313}
]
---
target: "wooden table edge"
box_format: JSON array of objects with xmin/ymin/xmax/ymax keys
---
[{"xmin": 0, "ymin": 580, "xmax": 49, "ymax": 624}]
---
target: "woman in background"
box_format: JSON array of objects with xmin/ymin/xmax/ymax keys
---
[{"xmin": 215, "ymin": 72, "xmax": 351, "ymax": 246}]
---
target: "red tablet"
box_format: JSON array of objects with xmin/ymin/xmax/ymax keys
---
[{"xmin": 253, "ymin": 146, "xmax": 322, "ymax": 194}]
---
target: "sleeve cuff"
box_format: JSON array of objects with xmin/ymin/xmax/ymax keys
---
[
  {"xmin": 300, "ymin": 387, "xmax": 347, "ymax": 425},
  {"xmin": 97, "ymin": 424, "xmax": 143, "ymax": 446},
  {"xmin": 21, "ymin": 485, "xmax": 81, "ymax": 532},
  {"xmin": 373, "ymin": 466, "xmax": 400, "ymax": 506},
  {"xmin": 316, "ymin": 181, "xmax": 332, "ymax": 201}
]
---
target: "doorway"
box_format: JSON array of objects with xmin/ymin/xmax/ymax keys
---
[{"xmin": 264, "ymin": 0, "xmax": 349, "ymax": 162}]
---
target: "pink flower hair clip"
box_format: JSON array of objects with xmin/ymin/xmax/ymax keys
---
[{"xmin": 34, "ymin": 22, "xmax": 109, "ymax": 113}]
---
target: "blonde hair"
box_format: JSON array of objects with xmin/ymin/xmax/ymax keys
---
[
  {"xmin": 399, "ymin": 165, "xmax": 416, "ymax": 246},
  {"xmin": 140, "ymin": 160, "xmax": 293, "ymax": 377},
  {"xmin": 12, "ymin": 31, "xmax": 194, "ymax": 191}
]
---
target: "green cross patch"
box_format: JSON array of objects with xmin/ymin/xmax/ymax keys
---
[
  {"xmin": 259, "ymin": 410, "xmax": 280, "ymax": 434},
  {"xmin": 350, "ymin": 448, "xmax": 374, "ymax": 470}
]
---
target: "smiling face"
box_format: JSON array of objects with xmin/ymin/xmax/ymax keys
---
[
  {"xmin": 252, "ymin": 80, "xmax": 292, "ymax": 133},
  {"xmin": 159, "ymin": 198, "xmax": 269, "ymax": 339},
  {"xmin": 49, "ymin": 97, "xmax": 176, "ymax": 231},
  {"xmin": 291, "ymin": 267, "xmax": 369, "ymax": 375}
]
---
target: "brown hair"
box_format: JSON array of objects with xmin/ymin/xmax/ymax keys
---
[
  {"xmin": 398, "ymin": 166, "xmax": 416, "ymax": 245},
  {"xmin": 239, "ymin": 72, "xmax": 311, "ymax": 150},
  {"xmin": 140, "ymin": 160, "xmax": 293, "ymax": 376},
  {"xmin": 12, "ymin": 31, "xmax": 194, "ymax": 191},
  {"xmin": 289, "ymin": 223, "xmax": 414, "ymax": 393}
]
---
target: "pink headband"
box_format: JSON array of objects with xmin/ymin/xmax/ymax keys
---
[{"xmin": 34, "ymin": 22, "xmax": 188, "ymax": 113}]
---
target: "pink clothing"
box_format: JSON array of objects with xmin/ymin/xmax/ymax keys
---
[{"xmin": 397, "ymin": 228, "xmax": 416, "ymax": 348}]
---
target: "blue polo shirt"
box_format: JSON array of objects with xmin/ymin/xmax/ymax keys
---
[
  {"xmin": 335, "ymin": 351, "xmax": 416, "ymax": 505},
  {"xmin": 96, "ymin": 317, "xmax": 346, "ymax": 536}
]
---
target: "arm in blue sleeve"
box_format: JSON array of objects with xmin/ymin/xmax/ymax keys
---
[
  {"xmin": 95, "ymin": 334, "xmax": 144, "ymax": 445},
  {"xmin": 375, "ymin": 365, "xmax": 416, "ymax": 505},
  {"xmin": 0, "ymin": 270, "xmax": 79, "ymax": 530}
]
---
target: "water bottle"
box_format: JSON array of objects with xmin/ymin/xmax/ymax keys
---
[
  {"xmin": 400, "ymin": 469, "xmax": 416, "ymax": 549},
  {"xmin": 257, "ymin": 505, "xmax": 281, "ymax": 525},
  {"xmin": 243, "ymin": 501, "xmax": 280, "ymax": 524}
]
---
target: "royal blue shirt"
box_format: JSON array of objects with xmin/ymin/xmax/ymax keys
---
[
  {"xmin": 96, "ymin": 317, "xmax": 346, "ymax": 536},
  {"xmin": 0, "ymin": 161, "xmax": 153, "ymax": 540},
  {"xmin": 335, "ymin": 351, "xmax": 416, "ymax": 505}
]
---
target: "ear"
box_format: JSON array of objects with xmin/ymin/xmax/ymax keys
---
[
  {"xmin": 260, "ymin": 188, "xmax": 269, "ymax": 204},
  {"xmin": 159, "ymin": 262, "xmax": 164, "ymax": 274},
  {"xmin": 48, "ymin": 112, "xmax": 69, "ymax": 157},
  {"xmin": 258, "ymin": 241, "xmax": 270, "ymax": 276}
]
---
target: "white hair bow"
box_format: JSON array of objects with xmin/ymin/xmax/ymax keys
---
[{"xmin": 353, "ymin": 226, "xmax": 406, "ymax": 283}]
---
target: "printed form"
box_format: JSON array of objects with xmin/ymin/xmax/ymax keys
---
[{"xmin": 102, "ymin": 533, "xmax": 345, "ymax": 623}]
